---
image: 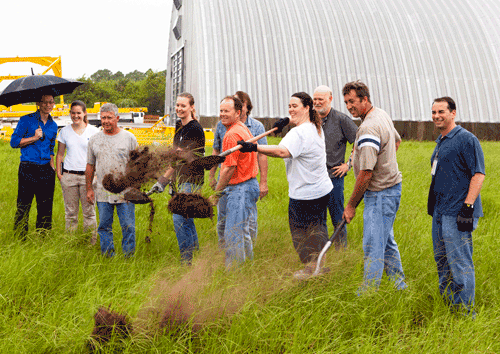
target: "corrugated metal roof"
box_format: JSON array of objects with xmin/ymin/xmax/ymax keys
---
[{"xmin": 165, "ymin": 0, "xmax": 500, "ymax": 123}]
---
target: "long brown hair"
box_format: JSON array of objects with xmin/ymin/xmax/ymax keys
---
[{"xmin": 291, "ymin": 92, "xmax": 322, "ymax": 136}]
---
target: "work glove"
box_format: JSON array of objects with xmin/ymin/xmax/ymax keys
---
[
  {"xmin": 149, "ymin": 176, "xmax": 169, "ymax": 194},
  {"xmin": 457, "ymin": 203, "xmax": 474, "ymax": 232},
  {"xmin": 272, "ymin": 117, "xmax": 290, "ymax": 134},
  {"xmin": 237, "ymin": 140, "xmax": 258, "ymax": 153}
]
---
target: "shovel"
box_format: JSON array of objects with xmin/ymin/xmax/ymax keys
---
[
  {"xmin": 146, "ymin": 127, "xmax": 280, "ymax": 219},
  {"xmin": 145, "ymin": 128, "xmax": 278, "ymax": 219},
  {"xmin": 310, "ymin": 195, "xmax": 364, "ymax": 277},
  {"xmin": 186, "ymin": 126, "xmax": 279, "ymax": 172},
  {"xmin": 170, "ymin": 127, "xmax": 280, "ymax": 218},
  {"xmin": 311, "ymin": 219, "xmax": 347, "ymax": 276}
]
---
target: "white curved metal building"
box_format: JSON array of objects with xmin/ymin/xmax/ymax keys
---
[{"xmin": 164, "ymin": 0, "xmax": 500, "ymax": 139}]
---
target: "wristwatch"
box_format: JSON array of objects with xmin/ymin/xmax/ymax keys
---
[{"xmin": 346, "ymin": 158, "xmax": 352, "ymax": 171}]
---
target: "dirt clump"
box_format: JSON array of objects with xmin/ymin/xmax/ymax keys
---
[
  {"xmin": 123, "ymin": 188, "xmax": 152, "ymax": 204},
  {"xmin": 89, "ymin": 307, "xmax": 132, "ymax": 350},
  {"xmin": 168, "ymin": 192, "xmax": 213, "ymax": 219},
  {"xmin": 102, "ymin": 146, "xmax": 184, "ymax": 194}
]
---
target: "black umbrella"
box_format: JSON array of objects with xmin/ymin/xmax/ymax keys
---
[{"xmin": 0, "ymin": 75, "xmax": 84, "ymax": 107}]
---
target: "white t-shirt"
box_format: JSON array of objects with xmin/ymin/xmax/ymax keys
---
[
  {"xmin": 57, "ymin": 124, "xmax": 100, "ymax": 171},
  {"xmin": 279, "ymin": 122, "xmax": 333, "ymax": 200}
]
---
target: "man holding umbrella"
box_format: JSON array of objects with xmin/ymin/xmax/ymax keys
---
[{"xmin": 10, "ymin": 94, "xmax": 58, "ymax": 238}]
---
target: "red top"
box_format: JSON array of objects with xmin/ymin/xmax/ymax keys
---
[{"xmin": 222, "ymin": 121, "xmax": 258, "ymax": 185}]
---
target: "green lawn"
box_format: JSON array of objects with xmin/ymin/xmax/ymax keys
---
[{"xmin": 0, "ymin": 138, "xmax": 499, "ymax": 353}]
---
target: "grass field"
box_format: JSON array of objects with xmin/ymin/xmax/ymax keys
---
[{"xmin": 0, "ymin": 137, "xmax": 499, "ymax": 353}]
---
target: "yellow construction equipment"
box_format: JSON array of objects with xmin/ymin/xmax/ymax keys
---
[
  {"xmin": 0, "ymin": 56, "xmax": 62, "ymax": 83},
  {"xmin": 123, "ymin": 117, "xmax": 214, "ymax": 147},
  {"xmin": 0, "ymin": 57, "xmax": 148, "ymax": 118},
  {"xmin": 1, "ymin": 56, "xmax": 213, "ymax": 147},
  {"xmin": 0, "ymin": 102, "xmax": 148, "ymax": 119},
  {"xmin": 0, "ymin": 125, "xmax": 13, "ymax": 142},
  {"xmin": 1, "ymin": 116, "xmax": 214, "ymax": 147},
  {"xmin": 0, "ymin": 56, "xmax": 65, "ymax": 105}
]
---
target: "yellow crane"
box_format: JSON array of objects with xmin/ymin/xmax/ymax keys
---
[
  {"xmin": 0, "ymin": 56, "xmax": 63, "ymax": 82},
  {"xmin": 0, "ymin": 56, "xmax": 213, "ymax": 147},
  {"xmin": 0, "ymin": 56, "xmax": 66, "ymax": 114},
  {"xmin": 1, "ymin": 56, "xmax": 147, "ymax": 118}
]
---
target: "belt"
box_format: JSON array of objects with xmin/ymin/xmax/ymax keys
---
[
  {"xmin": 63, "ymin": 168, "xmax": 85, "ymax": 175},
  {"xmin": 20, "ymin": 161, "xmax": 50, "ymax": 166}
]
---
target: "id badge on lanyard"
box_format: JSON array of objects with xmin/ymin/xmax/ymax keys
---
[
  {"xmin": 432, "ymin": 143, "xmax": 441, "ymax": 176},
  {"xmin": 431, "ymin": 159, "xmax": 437, "ymax": 176}
]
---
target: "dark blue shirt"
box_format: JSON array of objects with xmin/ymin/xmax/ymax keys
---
[
  {"xmin": 430, "ymin": 126, "xmax": 485, "ymax": 218},
  {"xmin": 10, "ymin": 111, "xmax": 58, "ymax": 164}
]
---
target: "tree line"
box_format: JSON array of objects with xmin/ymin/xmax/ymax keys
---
[{"xmin": 64, "ymin": 69, "xmax": 166, "ymax": 115}]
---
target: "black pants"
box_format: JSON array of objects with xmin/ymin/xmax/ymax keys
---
[
  {"xmin": 14, "ymin": 162, "xmax": 55, "ymax": 238},
  {"xmin": 288, "ymin": 193, "xmax": 329, "ymax": 264}
]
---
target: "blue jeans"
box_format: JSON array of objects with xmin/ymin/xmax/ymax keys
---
[
  {"xmin": 362, "ymin": 183, "xmax": 406, "ymax": 290},
  {"xmin": 217, "ymin": 178, "xmax": 260, "ymax": 268},
  {"xmin": 215, "ymin": 172, "xmax": 258, "ymax": 246},
  {"xmin": 432, "ymin": 212, "xmax": 478, "ymax": 311},
  {"xmin": 173, "ymin": 183, "xmax": 199, "ymax": 264},
  {"xmin": 327, "ymin": 175, "xmax": 347, "ymax": 248},
  {"xmin": 97, "ymin": 202, "xmax": 136, "ymax": 257}
]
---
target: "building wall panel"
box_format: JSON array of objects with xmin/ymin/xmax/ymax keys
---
[{"xmin": 166, "ymin": 0, "xmax": 500, "ymax": 124}]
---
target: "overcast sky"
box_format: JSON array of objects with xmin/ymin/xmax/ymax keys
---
[{"xmin": 1, "ymin": 0, "xmax": 172, "ymax": 89}]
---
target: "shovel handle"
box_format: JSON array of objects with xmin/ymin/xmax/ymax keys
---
[
  {"xmin": 311, "ymin": 194, "xmax": 365, "ymax": 277},
  {"xmin": 219, "ymin": 127, "xmax": 278, "ymax": 157},
  {"xmin": 312, "ymin": 219, "xmax": 347, "ymax": 276}
]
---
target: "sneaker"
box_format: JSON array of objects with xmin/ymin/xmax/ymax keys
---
[{"xmin": 294, "ymin": 266, "xmax": 330, "ymax": 280}]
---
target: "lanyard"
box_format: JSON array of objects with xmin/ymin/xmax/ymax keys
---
[{"xmin": 431, "ymin": 136, "xmax": 446, "ymax": 176}]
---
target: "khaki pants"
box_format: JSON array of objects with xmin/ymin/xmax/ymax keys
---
[{"xmin": 60, "ymin": 173, "xmax": 97, "ymax": 235}]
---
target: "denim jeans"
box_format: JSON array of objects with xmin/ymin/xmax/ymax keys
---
[
  {"xmin": 173, "ymin": 183, "xmax": 200, "ymax": 264},
  {"xmin": 216, "ymin": 171, "xmax": 258, "ymax": 247},
  {"xmin": 217, "ymin": 178, "xmax": 260, "ymax": 268},
  {"xmin": 362, "ymin": 182, "xmax": 406, "ymax": 291},
  {"xmin": 97, "ymin": 202, "xmax": 136, "ymax": 257},
  {"xmin": 432, "ymin": 212, "xmax": 478, "ymax": 310},
  {"xmin": 327, "ymin": 175, "xmax": 347, "ymax": 248}
]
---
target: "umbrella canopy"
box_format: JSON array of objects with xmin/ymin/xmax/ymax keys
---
[{"xmin": 0, "ymin": 75, "xmax": 83, "ymax": 107}]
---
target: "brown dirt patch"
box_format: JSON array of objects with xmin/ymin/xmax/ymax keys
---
[
  {"xmin": 89, "ymin": 307, "xmax": 132, "ymax": 349},
  {"xmin": 168, "ymin": 192, "xmax": 213, "ymax": 219},
  {"xmin": 123, "ymin": 188, "xmax": 152, "ymax": 204},
  {"xmin": 102, "ymin": 146, "xmax": 185, "ymax": 194}
]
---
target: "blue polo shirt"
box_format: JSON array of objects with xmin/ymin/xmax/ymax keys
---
[
  {"xmin": 10, "ymin": 111, "xmax": 58, "ymax": 164},
  {"xmin": 430, "ymin": 126, "xmax": 485, "ymax": 218},
  {"xmin": 213, "ymin": 116, "xmax": 267, "ymax": 152}
]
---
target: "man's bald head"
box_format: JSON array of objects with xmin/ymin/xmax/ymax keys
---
[{"xmin": 314, "ymin": 85, "xmax": 333, "ymax": 97}]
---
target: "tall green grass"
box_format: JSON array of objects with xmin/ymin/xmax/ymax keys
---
[{"xmin": 0, "ymin": 138, "xmax": 499, "ymax": 353}]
